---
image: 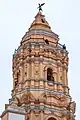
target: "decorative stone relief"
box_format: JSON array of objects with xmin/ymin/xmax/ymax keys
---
[
  {"xmin": 12, "ymin": 97, "xmax": 21, "ymax": 107},
  {"xmin": 20, "ymin": 92, "xmax": 35, "ymax": 105},
  {"xmin": 67, "ymin": 101, "xmax": 76, "ymax": 114}
]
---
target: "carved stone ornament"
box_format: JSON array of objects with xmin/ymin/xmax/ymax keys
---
[
  {"xmin": 33, "ymin": 109, "xmax": 40, "ymax": 116},
  {"xmin": 11, "ymin": 97, "xmax": 21, "ymax": 107},
  {"xmin": 59, "ymin": 95, "xmax": 70, "ymax": 107},
  {"xmin": 39, "ymin": 92, "xmax": 47, "ymax": 102},
  {"xmin": 67, "ymin": 101, "xmax": 76, "ymax": 114},
  {"xmin": 20, "ymin": 92, "xmax": 35, "ymax": 105}
]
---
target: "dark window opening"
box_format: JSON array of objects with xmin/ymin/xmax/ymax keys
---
[
  {"xmin": 48, "ymin": 117, "xmax": 56, "ymax": 120},
  {"xmin": 25, "ymin": 72, "xmax": 27, "ymax": 75},
  {"xmin": 45, "ymin": 39, "xmax": 49, "ymax": 44},
  {"xmin": 28, "ymin": 48, "xmax": 31, "ymax": 52},
  {"xmin": 47, "ymin": 68, "xmax": 54, "ymax": 81},
  {"xmin": 41, "ymin": 18, "xmax": 45, "ymax": 23},
  {"xmin": 15, "ymin": 80, "xmax": 18, "ymax": 86}
]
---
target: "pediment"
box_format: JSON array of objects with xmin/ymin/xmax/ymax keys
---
[{"xmin": 20, "ymin": 92, "xmax": 35, "ymax": 104}]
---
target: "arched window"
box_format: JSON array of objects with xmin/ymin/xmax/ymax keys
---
[
  {"xmin": 47, "ymin": 68, "xmax": 54, "ymax": 81},
  {"xmin": 48, "ymin": 117, "xmax": 56, "ymax": 120}
]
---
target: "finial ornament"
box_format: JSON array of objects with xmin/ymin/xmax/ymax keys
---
[{"xmin": 38, "ymin": 3, "xmax": 45, "ymax": 12}]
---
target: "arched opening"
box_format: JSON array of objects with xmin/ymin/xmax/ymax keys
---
[
  {"xmin": 48, "ymin": 117, "xmax": 56, "ymax": 120},
  {"xmin": 47, "ymin": 68, "xmax": 54, "ymax": 81}
]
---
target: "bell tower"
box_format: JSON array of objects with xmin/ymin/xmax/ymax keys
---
[{"xmin": 1, "ymin": 7, "xmax": 76, "ymax": 120}]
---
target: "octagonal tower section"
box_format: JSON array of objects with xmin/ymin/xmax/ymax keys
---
[{"xmin": 1, "ymin": 11, "xmax": 76, "ymax": 120}]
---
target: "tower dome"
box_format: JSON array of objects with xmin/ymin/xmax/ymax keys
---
[
  {"xmin": 22, "ymin": 11, "xmax": 59, "ymax": 43},
  {"xmin": 29, "ymin": 11, "xmax": 51, "ymax": 31}
]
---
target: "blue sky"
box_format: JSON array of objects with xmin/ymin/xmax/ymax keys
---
[{"xmin": 0, "ymin": 0, "xmax": 80, "ymax": 120}]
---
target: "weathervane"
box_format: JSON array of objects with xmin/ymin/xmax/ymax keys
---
[{"xmin": 38, "ymin": 3, "xmax": 45, "ymax": 12}]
